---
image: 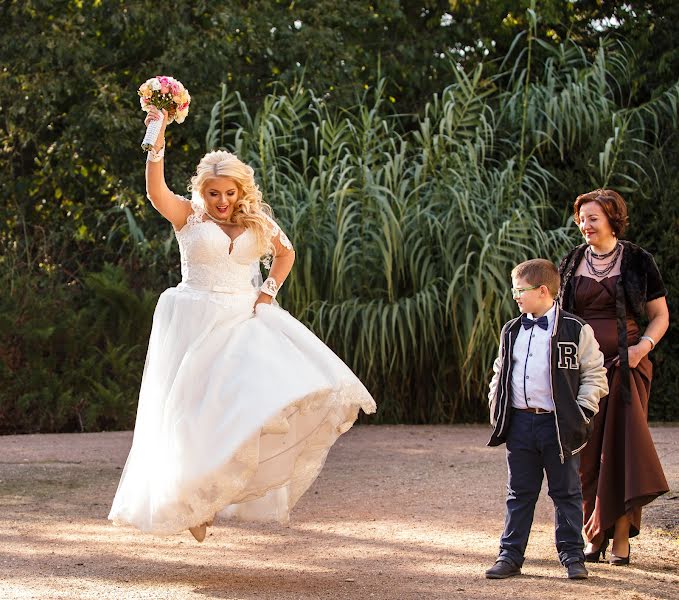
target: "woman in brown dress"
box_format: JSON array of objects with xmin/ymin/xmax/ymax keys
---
[{"xmin": 558, "ymin": 189, "xmax": 670, "ymax": 565}]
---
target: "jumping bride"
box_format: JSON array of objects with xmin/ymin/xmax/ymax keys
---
[{"xmin": 108, "ymin": 108, "xmax": 376, "ymax": 542}]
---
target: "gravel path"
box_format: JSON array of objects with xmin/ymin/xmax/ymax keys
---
[{"xmin": 0, "ymin": 425, "xmax": 677, "ymax": 599}]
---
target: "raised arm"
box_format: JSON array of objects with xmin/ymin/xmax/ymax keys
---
[
  {"xmin": 255, "ymin": 218, "xmax": 296, "ymax": 308},
  {"xmin": 144, "ymin": 108, "xmax": 192, "ymax": 230}
]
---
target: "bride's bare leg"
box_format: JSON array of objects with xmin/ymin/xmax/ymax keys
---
[{"xmin": 189, "ymin": 523, "xmax": 207, "ymax": 542}]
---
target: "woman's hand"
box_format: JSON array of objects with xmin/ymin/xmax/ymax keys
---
[
  {"xmin": 614, "ymin": 297, "xmax": 670, "ymax": 369},
  {"xmin": 614, "ymin": 342, "xmax": 649, "ymax": 369},
  {"xmin": 629, "ymin": 341, "xmax": 651, "ymax": 368},
  {"xmin": 144, "ymin": 107, "xmax": 168, "ymax": 149},
  {"xmin": 254, "ymin": 293, "xmax": 273, "ymax": 311}
]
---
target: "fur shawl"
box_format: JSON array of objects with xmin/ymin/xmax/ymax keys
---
[{"xmin": 557, "ymin": 240, "xmax": 667, "ymax": 403}]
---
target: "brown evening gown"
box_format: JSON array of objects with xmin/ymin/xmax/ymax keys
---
[{"xmin": 573, "ymin": 275, "xmax": 669, "ymax": 546}]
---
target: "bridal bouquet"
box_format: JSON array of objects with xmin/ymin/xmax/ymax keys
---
[{"xmin": 138, "ymin": 75, "xmax": 191, "ymax": 150}]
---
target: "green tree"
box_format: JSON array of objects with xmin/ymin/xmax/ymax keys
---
[{"xmin": 1, "ymin": 2, "xmax": 678, "ymax": 430}]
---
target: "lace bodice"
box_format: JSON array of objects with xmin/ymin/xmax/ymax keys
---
[{"xmin": 174, "ymin": 196, "xmax": 292, "ymax": 294}]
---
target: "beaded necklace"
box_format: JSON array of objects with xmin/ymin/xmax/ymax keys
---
[
  {"xmin": 589, "ymin": 244, "xmax": 618, "ymax": 260},
  {"xmin": 585, "ymin": 242, "xmax": 622, "ymax": 277}
]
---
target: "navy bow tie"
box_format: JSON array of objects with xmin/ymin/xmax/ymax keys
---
[{"xmin": 522, "ymin": 315, "xmax": 548, "ymax": 330}]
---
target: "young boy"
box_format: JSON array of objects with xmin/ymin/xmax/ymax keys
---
[{"xmin": 485, "ymin": 259, "xmax": 608, "ymax": 580}]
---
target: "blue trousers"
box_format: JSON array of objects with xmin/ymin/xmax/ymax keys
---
[{"xmin": 498, "ymin": 410, "xmax": 585, "ymax": 567}]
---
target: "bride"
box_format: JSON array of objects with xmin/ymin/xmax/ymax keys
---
[{"xmin": 108, "ymin": 108, "xmax": 376, "ymax": 542}]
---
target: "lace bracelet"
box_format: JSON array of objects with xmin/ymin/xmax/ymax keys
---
[
  {"xmin": 147, "ymin": 143, "xmax": 165, "ymax": 163},
  {"xmin": 260, "ymin": 277, "xmax": 279, "ymax": 298}
]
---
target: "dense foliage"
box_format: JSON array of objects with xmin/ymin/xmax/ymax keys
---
[{"xmin": 1, "ymin": 1, "xmax": 678, "ymax": 432}]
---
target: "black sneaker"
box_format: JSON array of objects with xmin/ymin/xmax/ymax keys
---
[
  {"xmin": 485, "ymin": 560, "xmax": 521, "ymax": 579},
  {"xmin": 567, "ymin": 561, "xmax": 588, "ymax": 579}
]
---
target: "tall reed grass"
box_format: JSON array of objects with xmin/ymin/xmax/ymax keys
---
[{"xmin": 204, "ymin": 30, "xmax": 678, "ymax": 423}]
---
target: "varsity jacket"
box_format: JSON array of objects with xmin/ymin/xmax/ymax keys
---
[
  {"xmin": 487, "ymin": 304, "xmax": 608, "ymax": 462},
  {"xmin": 558, "ymin": 240, "xmax": 667, "ymax": 404}
]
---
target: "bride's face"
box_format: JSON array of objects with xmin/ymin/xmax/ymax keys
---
[{"xmin": 202, "ymin": 177, "xmax": 240, "ymax": 221}]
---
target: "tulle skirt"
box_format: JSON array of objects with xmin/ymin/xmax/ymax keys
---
[{"xmin": 108, "ymin": 284, "xmax": 376, "ymax": 534}]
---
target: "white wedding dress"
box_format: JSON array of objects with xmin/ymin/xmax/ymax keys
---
[{"xmin": 108, "ymin": 197, "xmax": 376, "ymax": 534}]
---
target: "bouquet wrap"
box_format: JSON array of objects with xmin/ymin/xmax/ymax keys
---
[
  {"xmin": 142, "ymin": 116, "xmax": 165, "ymax": 151},
  {"xmin": 138, "ymin": 76, "xmax": 191, "ymax": 151}
]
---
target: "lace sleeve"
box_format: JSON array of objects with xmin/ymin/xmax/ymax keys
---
[
  {"xmin": 175, "ymin": 193, "xmax": 205, "ymax": 226},
  {"xmin": 265, "ymin": 215, "xmax": 293, "ymax": 251}
]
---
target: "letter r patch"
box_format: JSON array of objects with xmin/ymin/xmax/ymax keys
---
[{"xmin": 558, "ymin": 342, "xmax": 579, "ymax": 369}]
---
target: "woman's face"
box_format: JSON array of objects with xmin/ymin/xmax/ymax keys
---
[
  {"xmin": 202, "ymin": 177, "xmax": 239, "ymax": 221},
  {"xmin": 578, "ymin": 201, "xmax": 615, "ymax": 247}
]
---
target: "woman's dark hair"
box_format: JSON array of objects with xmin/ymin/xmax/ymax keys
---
[{"xmin": 573, "ymin": 189, "xmax": 629, "ymax": 237}]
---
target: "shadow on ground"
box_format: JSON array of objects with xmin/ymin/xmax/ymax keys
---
[{"xmin": 0, "ymin": 425, "xmax": 677, "ymax": 599}]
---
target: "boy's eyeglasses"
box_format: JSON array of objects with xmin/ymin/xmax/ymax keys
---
[{"xmin": 511, "ymin": 285, "xmax": 540, "ymax": 299}]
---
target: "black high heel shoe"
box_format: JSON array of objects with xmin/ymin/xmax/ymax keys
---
[
  {"xmin": 584, "ymin": 537, "xmax": 609, "ymax": 563},
  {"xmin": 609, "ymin": 542, "xmax": 631, "ymax": 566}
]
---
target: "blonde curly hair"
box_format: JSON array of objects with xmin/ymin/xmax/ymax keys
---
[{"xmin": 189, "ymin": 150, "xmax": 274, "ymax": 257}]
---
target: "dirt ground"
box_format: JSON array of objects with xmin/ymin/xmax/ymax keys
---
[{"xmin": 0, "ymin": 425, "xmax": 677, "ymax": 600}]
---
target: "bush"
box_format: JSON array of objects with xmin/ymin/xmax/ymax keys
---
[
  {"xmin": 1, "ymin": 7, "xmax": 677, "ymax": 430},
  {"xmin": 0, "ymin": 263, "xmax": 156, "ymax": 433},
  {"xmin": 627, "ymin": 143, "xmax": 679, "ymax": 421}
]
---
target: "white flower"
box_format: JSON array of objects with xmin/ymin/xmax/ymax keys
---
[
  {"xmin": 440, "ymin": 13, "xmax": 454, "ymax": 27},
  {"xmin": 294, "ymin": 20, "xmax": 302, "ymax": 30},
  {"xmin": 151, "ymin": 78, "xmax": 161, "ymax": 91}
]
